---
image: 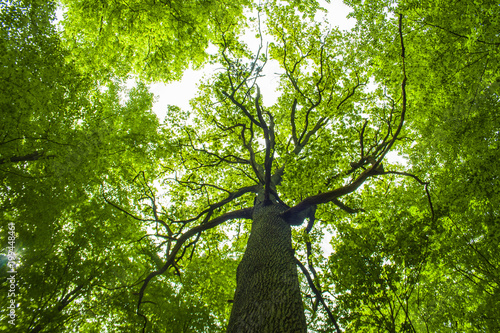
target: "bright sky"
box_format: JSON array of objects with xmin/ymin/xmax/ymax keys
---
[{"xmin": 150, "ymin": 0, "xmax": 356, "ymax": 121}]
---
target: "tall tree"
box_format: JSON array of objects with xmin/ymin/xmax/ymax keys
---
[{"xmin": 134, "ymin": 3, "xmax": 410, "ymax": 331}]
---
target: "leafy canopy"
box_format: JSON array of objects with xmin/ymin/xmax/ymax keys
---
[{"xmin": 1, "ymin": 0, "xmax": 499, "ymax": 332}]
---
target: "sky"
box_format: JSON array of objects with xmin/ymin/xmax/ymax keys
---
[{"xmin": 150, "ymin": 0, "xmax": 356, "ymax": 122}]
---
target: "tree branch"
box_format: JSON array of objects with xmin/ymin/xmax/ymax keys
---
[
  {"xmin": 295, "ymin": 258, "xmax": 341, "ymax": 333},
  {"xmin": 376, "ymin": 14, "xmax": 407, "ymax": 165},
  {"xmin": 0, "ymin": 151, "xmax": 51, "ymax": 165},
  {"xmin": 183, "ymin": 128, "xmax": 252, "ymax": 166},
  {"xmin": 332, "ymin": 198, "xmax": 363, "ymax": 214},
  {"xmin": 415, "ymin": 20, "xmax": 500, "ymax": 46},
  {"xmin": 169, "ymin": 184, "xmax": 258, "ymax": 225},
  {"xmin": 290, "ymin": 98, "xmax": 299, "ymax": 147},
  {"xmin": 221, "ymin": 91, "xmax": 263, "ymax": 128},
  {"xmin": 253, "ymin": 86, "xmax": 276, "ymax": 204},
  {"xmin": 283, "ymin": 16, "xmax": 409, "ymax": 219},
  {"xmin": 137, "ymin": 207, "xmax": 253, "ymax": 330},
  {"xmin": 282, "ymin": 167, "xmax": 374, "ymax": 219}
]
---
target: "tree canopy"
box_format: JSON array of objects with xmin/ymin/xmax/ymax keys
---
[{"xmin": 1, "ymin": 0, "xmax": 499, "ymax": 332}]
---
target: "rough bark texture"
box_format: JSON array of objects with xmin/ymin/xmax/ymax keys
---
[{"xmin": 227, "ymin": 203, "xmax": 307, "ymax": 333}]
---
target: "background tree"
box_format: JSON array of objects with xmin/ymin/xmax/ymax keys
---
[
  {"xmin": 322, "ymin": 0, "xmax": 500, "ymax": 331},
  {"xmin": 1, "ymin": 1, "xmax": 171, "ymax": 331},
  {"xmin": 58, "ymin": 0, "xmax": 253, "ymax": 82}
]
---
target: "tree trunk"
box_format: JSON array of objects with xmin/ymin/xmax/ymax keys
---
[{"xmin": 227, "ymin": 203, "xmax": 307, "ymax": 333}]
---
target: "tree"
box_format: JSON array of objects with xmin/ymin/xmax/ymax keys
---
[
  {"xmin": 134, "ymin": 3, "xmax": 411, "ymax": 331},
  {"xmin": 324, "ymin": 0, "xmax": 500, "ymax": 331},
  {"xmin": 2, "ymin": 0, "xmax": 499, "ymax": 332}
]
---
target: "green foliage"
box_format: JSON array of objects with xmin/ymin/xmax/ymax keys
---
[
  {"xmin": 316, "ymin": 0, "xmax": 500, "ymax": 331},
  {"xmin": 1, "ymin": 0, "xmax": 499, "ymax": 332},
  {"xmin": 1, "ymin": 1, "xmax": 170, "ymax": 331},
  {"xmin": 58, "ymin": 0, "xmax": 252, "ymax": 82}
]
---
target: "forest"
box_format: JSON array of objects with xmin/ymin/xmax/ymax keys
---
[{"xmin": 1, "ymin": 0, "xmax": 499, "ymax": 332}]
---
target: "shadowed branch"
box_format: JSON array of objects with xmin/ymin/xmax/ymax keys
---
[{"xmin": 137, "ymin": 207, "xmax": 253, "ymax": 332}]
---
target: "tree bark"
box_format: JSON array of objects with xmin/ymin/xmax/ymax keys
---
[
  {"xmin": 227, "ymin": 203, "xmax": 307, "ymax": 333},
  {"xmin": 0, "ymin": 151, "xmax": 44, "ymax": 165}
]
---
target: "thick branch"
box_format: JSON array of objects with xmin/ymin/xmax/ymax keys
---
[
  {"xmin": 137, "ymin": 207, "xmax": 253, "ymax": 323},
  {"xmin": 0, "ymin": 151, "xmax": 47, "ymax": 165},
  {"xmin": 254, "ymin": 86, "xmax": 275, "ymax": 204},
  {"xmin": 282, "ymin": 167, "xmax": 374, "ymax": 219}
]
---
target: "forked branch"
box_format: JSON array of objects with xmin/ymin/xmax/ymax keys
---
[
  {"xmin": 295, "ymin": 258, "xmax": 341, "ymax": 333},
  {"xmin": 379, "ymin": 170, "xmax": 435, "ymax": 221},
  {"xmin": 138, "ymin": 207, "xmax": 253, "ymax": 332},
  {"xmin": 282, "ymin": 15, "xmax": 409, "ymax": 218}
]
